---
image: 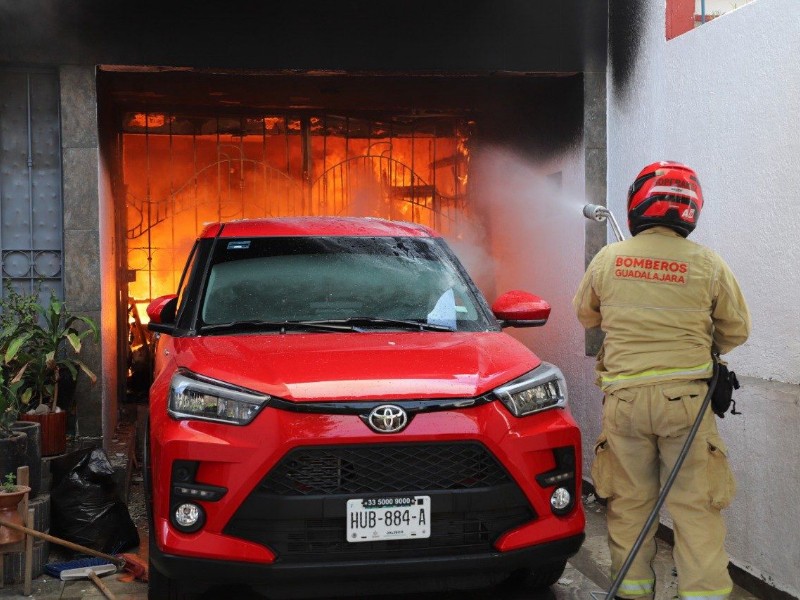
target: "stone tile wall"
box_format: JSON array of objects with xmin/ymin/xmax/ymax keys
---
[{"xmin": 60, "ymin": 65, "xmax": 106, "ymax": 439}]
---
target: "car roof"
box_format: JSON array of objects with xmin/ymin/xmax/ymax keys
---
[{"xmin": 199, "ymin": 216, "xmax": 440, "ymax": 239}]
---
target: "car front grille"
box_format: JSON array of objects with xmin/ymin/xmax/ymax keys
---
[
  {"xmin": 224, "ymin": 442, "xmax": 536, "ymax": 563},
  {"xmin": 260, "ymin": 442, "xmax": 512, "ymax": 495}
]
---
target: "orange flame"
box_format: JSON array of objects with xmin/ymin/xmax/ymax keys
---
[{"xmin": 123, "ymin": 125, "xmax": 472, "ymax": 323}]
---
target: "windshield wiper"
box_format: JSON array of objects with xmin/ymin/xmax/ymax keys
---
[
  {"xmin": 199, "ymin": 320, "xmax": 354, "ymax": 334},
  {"xmin": 304, "ymin": 317, "xmax": 454, "ymax": 332}
]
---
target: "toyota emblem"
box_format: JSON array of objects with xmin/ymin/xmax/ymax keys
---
[{"xmin": 367, "ymin": 405, "xmax": 408, "ymax": 433}]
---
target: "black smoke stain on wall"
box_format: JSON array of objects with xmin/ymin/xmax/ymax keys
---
[
  {"xmin": 609, "ymin": 0, "xmax": 645, "ymax": 99},
  {"xmin": 1, "ymin": 0, "xmax": 605, "ymax": 74},
  {"xmin": 477, "ymin": 75, "xmax": 584, "ymax": 162}
]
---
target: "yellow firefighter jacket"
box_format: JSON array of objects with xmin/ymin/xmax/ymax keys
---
[{"xmin": 573, "ymin": 226, "xmax": 751, "ymax": 392}]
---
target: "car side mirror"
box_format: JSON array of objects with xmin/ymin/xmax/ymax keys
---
[
  {"xmin": 491, "ymin": 290, "xmax": 551, "ymax": 328},
  {"xmin": 147, "ymin": 294, "xmax": 178, "ymax": 333}
]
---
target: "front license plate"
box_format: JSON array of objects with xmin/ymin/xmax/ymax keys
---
[{"xmin": 346, "ymin": 495, "xmax": 431, "ymax": 543}]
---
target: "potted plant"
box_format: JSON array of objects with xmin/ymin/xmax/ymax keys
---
[
  {"xmin": 12, "ymin": 291, "xmax": 99, "ymax": 456},
  {"xmin": 0, "ymin": 289, "xmax": 37, "ymax": 485},
  {"xmin": 0, "ymin": 473, "xmax": 31, "ymax": 546},
  {"xmin": 0, "ymin": 375, "xmax": 29, "ymax": 496},
  {"xmin": 0, "ymin": 285, "xmax": 44, "ymax": 493}
]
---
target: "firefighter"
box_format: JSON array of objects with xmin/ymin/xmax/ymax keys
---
[{"xmin": 573, "ymin": 161, "xmax": 751, "ymax": 600}]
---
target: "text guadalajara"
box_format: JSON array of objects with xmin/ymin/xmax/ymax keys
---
[{"xmin": 613, "ymin": 255, "xmax": 689, "ymax": 285}]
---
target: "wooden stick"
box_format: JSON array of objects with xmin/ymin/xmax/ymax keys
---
[
  {"xmin": 87, "ymin": 570, "xmax": 117, "ymax": 600},
  {"xmin": 0, "ymin": 518, "xmax": 125, "ymax": 569},
  {"xmin": 24, "ymin": 508, "xmax": 33, "ymax": 596}
]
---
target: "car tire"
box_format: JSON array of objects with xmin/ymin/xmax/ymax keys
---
[
  {"xmin": 507, "ymin": 560, "xmax": 567, "ymax": 591},
  {"xmin": 148, "ymin": 555, "xmax": 179, "ymax": 600},
  {"xmin": 148, "ymin": 533, "xmax": 206, "ymax": 600}
]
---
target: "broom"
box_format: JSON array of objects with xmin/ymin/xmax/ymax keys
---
[
  {"xmin": 45, "ymin": 558, "xmax": 118, "ymax": 600},
  {"xmin": 0, "ymin": 517, "xmax": 128, "ymax": 598}
]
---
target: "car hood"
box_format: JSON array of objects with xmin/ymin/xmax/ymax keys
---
[{"xmin": 172, "ymin": 332, "xmax": 540, "ymax": 401}]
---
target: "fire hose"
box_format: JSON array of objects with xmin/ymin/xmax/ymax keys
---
[
  {"xmin": 595, "ymin": 361, "xmax": 720, "ymax": 600},
  {"xmin": 582, "ymin": 204, "xmax": 722, "ymax": 599}
]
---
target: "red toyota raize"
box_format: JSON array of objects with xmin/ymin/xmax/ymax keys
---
[{"xmin": 145, "ymin": 217, "xmax": 584, "ymax": 599}]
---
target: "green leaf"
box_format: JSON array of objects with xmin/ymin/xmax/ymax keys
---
[
  {"xmin": 76, "ymin": 316, "xmax": 100, "ymax": 340},
  {"xmin": 66, "ymin": 332, "xmax": 82, "ymax": 353},
  {"xmin": 20, "ymin": 388, "xmax": 32, "ymax": 406},
  {"xmin": 74, "ymin": 359, "xmax": 97, "ymax": 384},
  {"xmin": 5, "ymin": 332, "xmax": 33, "ymax": 364},
  {"xmin": 10, "ymin": 363, "xmax": 28, "ymax": 384}
]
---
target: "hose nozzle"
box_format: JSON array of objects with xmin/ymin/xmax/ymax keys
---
[
  {"xmin": 583, "ymin": 203, "xmax": 609, "ymax": 222},
  {"xmin": 582, "ymin": 203, "xmax": 626, "ymax": 241}
]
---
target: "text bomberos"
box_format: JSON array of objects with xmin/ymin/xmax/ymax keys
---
[{"xmin": 613, "ymin": 255, "xmax": 689, "ymax": 285}]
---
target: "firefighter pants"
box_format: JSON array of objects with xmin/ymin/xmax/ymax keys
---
[{"xmin": 591, "ymin": 380, "xmax": 736, "ymax": 600}]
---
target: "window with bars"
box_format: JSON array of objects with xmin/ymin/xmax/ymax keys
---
[{"xmin": 0, "ymin": 68, "xmax": 63, "ymax": 303}]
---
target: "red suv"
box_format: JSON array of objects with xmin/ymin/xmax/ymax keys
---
[{"xmin": 145, "ymin": 217, "xmax": 584, "ymax": 598}]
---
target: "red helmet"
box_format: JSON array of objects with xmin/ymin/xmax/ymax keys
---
[{"xmin": 627, "ymin": 161, "xmax": 703, "ymax": 237}]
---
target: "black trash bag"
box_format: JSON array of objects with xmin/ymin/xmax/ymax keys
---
[{"xmin": 50, "ymin": 447, "xmax": 140, "ymax": 553}]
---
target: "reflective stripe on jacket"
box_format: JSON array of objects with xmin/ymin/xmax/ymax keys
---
[{"xmin": 573, "ymin": 226, "xmax": 751, "ymax": 392}]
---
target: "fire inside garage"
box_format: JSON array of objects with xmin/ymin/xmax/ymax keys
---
[
  {"xmin": 98, "ymin": 69, "xmax": 584, "ymax": 395},
  {"xmin": 122, "ymin": 113, "xmax": 471, "ymax": 322}
]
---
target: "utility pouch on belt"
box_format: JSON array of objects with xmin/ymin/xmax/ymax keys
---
[{"xmin": 711, "ymin": 356, "xmax": 741, "ymax": 418}]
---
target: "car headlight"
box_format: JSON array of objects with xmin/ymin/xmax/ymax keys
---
[
  {"xmin": 493, "ymin": 362, "xmax": 567, "ymax": 417},
  {"xmin": 168, "ymin": 370, "xmax": 270, "ymax": 425}
]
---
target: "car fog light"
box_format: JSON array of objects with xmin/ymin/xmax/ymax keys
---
[
  {"xmin": 550, "ymin": 487, "xmax": 571, "ymax": 511},
  {"xmin": 175, "ymin": 503, "xmax": 202, "ymax": 529}
]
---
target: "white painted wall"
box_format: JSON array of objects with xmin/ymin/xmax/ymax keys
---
[{"xmin": 607, "ymin": 0, "xmax": 800, "ymax": 595}]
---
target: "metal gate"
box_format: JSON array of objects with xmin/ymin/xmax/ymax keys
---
[
  {"xmin": 121, "ymin": 113, "xmax": 472, "ymax": 319},
  {"xmin": 0, "ymin": 68, "xmax": 63, "ymax": 302}
]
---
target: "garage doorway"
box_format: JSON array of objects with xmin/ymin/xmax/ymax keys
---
[{"xmin": 98, "ymin": 68, "xmax": 584, "ymax": 400}]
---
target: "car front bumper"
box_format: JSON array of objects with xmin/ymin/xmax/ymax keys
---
[
  {"xmin": 150, "ymin": 531, "xmax": 585, "ymax": 596},
  {"xmin": 149, "ymin": 397, "xmax": 585, "ymax": 575}
]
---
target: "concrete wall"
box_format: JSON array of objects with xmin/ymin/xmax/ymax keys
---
[
  {"xmin": 60, "ymin": 66, "xmax": 114, "ymax": 441},
  {"xmin": 606, "ymin": 0, "xmax": 800, "ymax": 595}
]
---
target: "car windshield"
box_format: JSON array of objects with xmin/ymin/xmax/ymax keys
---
[{"xmin": 199, "ymin": 236, "xmax": 491, "ymax": 332}]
